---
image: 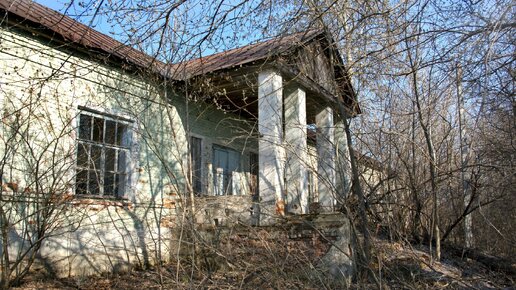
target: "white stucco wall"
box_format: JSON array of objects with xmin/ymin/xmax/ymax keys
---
[
  {"xmin": 0, "ymin": 26, "xmax": 187, "ymax": 276},
  {"xmin": 187, "ymin": 99, "xmax": 258, "ymax": 197},
  {"xmin": 0, "ymin": 24, "xmax": 261, "ymax": 276}
]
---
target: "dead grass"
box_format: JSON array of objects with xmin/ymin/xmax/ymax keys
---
[
  {"xmin": 368, "ymin": 238, "xmax": 515, "ymax": 289},
  {"xmin": 12, "ymin": 234, "xmax": 515, "ymax": 289}
]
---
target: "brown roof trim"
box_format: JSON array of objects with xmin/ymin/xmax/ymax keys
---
[
  {"xmin": 0, "ymin": 0, "xmax": 322, "ymax": 81},
  {"xmin": 0, "ymin": 0, "xmax": 165, "ymax": 74},
  {"xmin": 272, "ymin": 58, "xmax": 337, "ymax": 105},
  {"xmin": 1, "ymin": 1, "xmax": 360, "ymax": 115},
  {"xmin": 168, "ymin": 30, "xmax": 323, "ymax": 80},
  {"xmin": 0, "ymin": 2, "xmax": 323, "ymax": 79}
]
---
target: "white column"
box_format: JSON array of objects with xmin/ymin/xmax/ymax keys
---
[
  {"xmin": 258, "ymin": 70, "xmax": 284, "ymax": 223},
  {"xmin": 335, "ymin": 120, "xmax": 352, "ymax": 203},
  {"xmin": 284, "ymin": 86, "xmax": 309, "ymax": 214},
  {"xmin": 316, "ymin": 107, "xmax": 335, "ymax": 212}
]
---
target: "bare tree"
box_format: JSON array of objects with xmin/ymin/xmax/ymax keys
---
[
  {"xmin": 1, "ymin": 0, "xmax": 514, "ymax": 287},
  {"xmin": 0, "ymin": 89, "xmax": 86, "ymax": 288}
]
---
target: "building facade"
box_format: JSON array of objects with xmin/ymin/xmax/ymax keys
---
[{"xmin": 0, "ymin": 0, "xmax": 358, "ymax": 277}]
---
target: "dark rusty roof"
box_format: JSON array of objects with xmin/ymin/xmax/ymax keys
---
[
  {"xmin": 0, "ymin": 0, "xmax": 321, "ymax": 79},
  {"xmin": 168, "ymin": 30, "xmax": 323, "ymax": 79},
  {"xmin": 0, "ymin": 0, "xmax": 165, "ymax": 73},
  {"xmin": 1, "ymin": 0, "xmax": 359, "ymax": 114}
]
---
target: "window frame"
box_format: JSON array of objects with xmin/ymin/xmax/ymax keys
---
[
  {"xmin": 212, "ymin": 144, "xmax": 242, "ymax": 196},
  {"xmin": 249, "ymin": 151, "xmax": 259, "ymax": 198},
  {"xmin": 74, "ymin": 106, "xmax": 135, "ymax": 200},
  {"xmin": 190, "ymin": 135, "xmax": 203, "ymax": 196}
]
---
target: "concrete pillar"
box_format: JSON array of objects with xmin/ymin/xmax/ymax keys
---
[
  {"xmin": 284, "ymin": 86, "xmax": 309, "ymax": 214},
  {"xmin": 335, "ymin": 120, "xmax": 352, "ymax": 204},
  {"xmin": 258, "ymin": 70, "xmax": 284, "ymax": 223},
  {"xmin": 316, "ymin": 107, "xmax": 335, "ymax": 212}
]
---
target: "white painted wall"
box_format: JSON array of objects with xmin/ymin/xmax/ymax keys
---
[{"xmin": 0, "ymin": 26, "xmax": 256, "ymax": 276}]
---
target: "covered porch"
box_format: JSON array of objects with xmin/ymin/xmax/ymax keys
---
[{"xmin": 172, "ymin": 30, "xmax": 359, "ymax": 226}]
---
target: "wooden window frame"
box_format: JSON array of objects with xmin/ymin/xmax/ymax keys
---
[{"xmin": 75, "ymin": 108, "xmax": 133, "ymax": 199}]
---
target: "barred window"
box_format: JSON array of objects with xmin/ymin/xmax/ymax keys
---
[{"xmin": 75, "ymin": 109, "xmax": 132, "ymax": 198}]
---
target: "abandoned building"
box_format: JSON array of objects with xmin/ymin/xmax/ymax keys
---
[{"xmin": 0, "ymin": 0, "xmax": 360, "ymax": 278}]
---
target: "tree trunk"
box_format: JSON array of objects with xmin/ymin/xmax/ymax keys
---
[
  {"xmin": 406, "ymin": 40, "xmax": 441, "ymax": 261},
  {"xmin": 412, "ymin": 75, "xmax": 441, "ymax": 261},
  {"xmin": 457, "ymin": 63, "xmax": 474, "ymax": 248}
]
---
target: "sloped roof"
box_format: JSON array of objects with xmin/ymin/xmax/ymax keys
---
[
  {"xmin": 168, "ymin": 30, "xmax": 323, "ymax": 79},
  {"xmin": 1, "ymin": 0, "xmax": 359, "ymax": 115},
  {"xmin": 0, "ymin": 0, "xmax": 321, "ymax": 79},
  {"xmin": 0, "ymin": 0, "xmax": 165, "ymax": 73}
]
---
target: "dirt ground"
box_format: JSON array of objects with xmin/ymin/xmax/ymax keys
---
[{"xmin": 11, "ymin": 237, "xmax": 515, "ymax": 289}]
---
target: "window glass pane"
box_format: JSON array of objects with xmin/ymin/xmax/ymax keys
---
[
  {"xmin": 79, "ymin": 115, "xmax": 92, "ymax": 140},
  {"xmin": 76, "ymin": 109, "xmax": 132, "ymax": 198},
  {"xmin": 105, "ymin": 148, "xmax": 116, "ymax": 172},
  {"xmin": 77, "ymin": 143, "xmax": 89, "ymax": 168},
  {"xmin": 116, "ymin": 173, "xmax": 126, "ymax": 196},
  {"xmin": 76, "ymin": 170, "xmax": 88, "ymax": 194},
  {"xmin": 227, "ymin": 150, "xmax": 241, "ymax": 172},
  {"xmin": 117, "ymin": 150, "xmax": 126, "ymax": 173},
  {"xmin": 105, "ymin": 120, "xmax": 116, "ymax": 145},
  {"xmin": 92, "ymin": 117, "xmax": 104, "ymax": 142},
  {"xmin": 213, "ymin": 146, "xmax": 240, "ymax": 195},
  {"xmin": 90, "ymin": 145, "xmax": 102, "ymax": 170},
  {"xmin": 227, "ymin": 151, "xmax": 240, "ymax": 195},
  {"xmin": 249, "ymin": 152, "xmax": 258, "ymax": 197},
  {"xmin": 104, "ymin": 172, "xmax": 115, "ymax": 196},
  {"xmin": 117, "ymin": 123, "xmax": 129, "ymax": 147},
  {"xmin": 213, "ymin": 148, "xmax": 228, "ymax": 196},
  {"xmin": 88, "ymin": 170, "xmax": 101, "ymax": 195},
  {"xmin": 190, "ymin": 137, "xmax": 202, "ymax": 195},
  {"xmin": 250, "ymin": 153, "xmax": 258, "ymax": 176},
  {"xmin": 213, "ymin": 148, "xmax": 228, "ymax": 171}
]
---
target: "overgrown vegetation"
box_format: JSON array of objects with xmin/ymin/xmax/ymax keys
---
[
  {"xmin": 11, "ymin": 232, "xmax": 515, "ymax": 289},
  {"xmin": 1, "ymin": 0, "xmax": 514, "ymax": 288}
]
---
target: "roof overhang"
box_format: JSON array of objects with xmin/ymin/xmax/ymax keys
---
[{"xmin": 1, "ymin": 0, "xmax": 360, "ymax": 118}]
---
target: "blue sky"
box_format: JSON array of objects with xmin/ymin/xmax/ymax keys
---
[
  {"xmin": 35, "ymin": 0, "xmax": 117, "ymax": 36},
  {"xmin": 32, "ymin": 0, "xmax": 286, "ymax": 61},
  {"xmin": 34, "ymin": 0, "xmax": 65, "ymax": 12}
]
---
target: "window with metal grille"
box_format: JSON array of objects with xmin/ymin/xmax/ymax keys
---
[{"xmin": 75, "ymin": 108, "xmax": 132, "ymax": 198}]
